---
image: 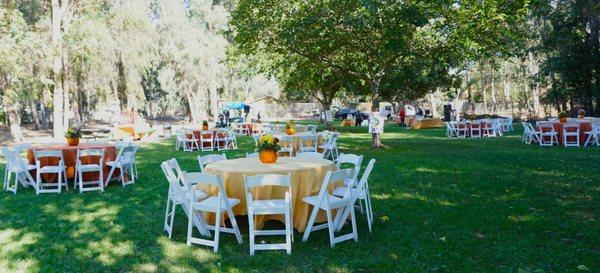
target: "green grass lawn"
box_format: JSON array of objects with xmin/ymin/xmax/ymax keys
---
[{"xmin": 1, "ymin": 123, "xmax": 598, "ymax": 273}]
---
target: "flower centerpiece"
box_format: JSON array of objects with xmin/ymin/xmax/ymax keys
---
[
  {"xmin": 577, "ymin": 109, "xmax": 585, "ymax": 119},
  {"xmin": 285, "ymin": 120, "xmax": 295, "ymax": 135},
  {"xmin": 202, "ymin": 120, "xmax": 209, "ymax": 130},
  {"xmin": 256, "ymin": 134, "xmax": 281, "ymax": 163},
  {"xmin": 558, "ymin": 111, "xmax": 568, "ymax": 123},
  {"xmin": 65, "ymin": 127, "xmax": 82, "ymax": 146}
]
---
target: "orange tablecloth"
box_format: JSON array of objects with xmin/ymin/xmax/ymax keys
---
[
  {"xmin": 27, "ymin": 144, "xmax": 118, "ymax": 183},
  {"xmin": 186, "ymin": 130, "xmax": 228, "ymax": 149},
  {"xmin": 202, "ymin": 157, "xmax": 339, "ymax": 232},
  {"xmin": 541, "ymin": 121, "xmax": 592, "ymax": 145}
]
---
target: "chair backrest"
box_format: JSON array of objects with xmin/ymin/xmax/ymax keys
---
[
  {"xmin": 176, "ymin": 130, "xmax": 187, "ymax": 140},
  {"xmin": 182, "ymin": 172, "xmax": 228, "ymax": 202},
  {"xmin": 277, "ymin": 135, "xmax": 293, "ymax": 147},
  {"xmin": 353, "ymin": 159, "xmax": 376, "ymax": 199},
  {"xmin": 296, "ymin": 152, "xmax": 324, "ymax": 160},
  {"xmin": 13, "ymin": 143, "xmax": 31, "ymax": 153},
  {"xmin": 246, "ymin": 152, "xmax": 259, "ymax": 158},
  {"xmin": 336, "ymin": 153, "xmax": 363, "ymax": 183},
  {"xmin": 521, "ymin": 122, "xmax": 530, "ymax": 133},
  {"xmin": 299, "ymin": 134, "xmax": 318, "ymax": 148},
  {"xmin": 161, "ymin": 159, "xmax": 190, "ymax": 199},
  {"xmin": 252, "ymin": 134, "xmax": 261, "ymax": 145},
  {"xmin": 1, "ymin": 147, "xmax": 17, "ymax": 169},
  {"xmin": 245, "ymin": 173, "xmax": 291, "ymax": 189},
  {"xmin": 307, "ymin": 124, "xmax": 317, "ymax": 133},
  {"xmin": 537, "ymin": 121, "xmax": 555, "ymax": 131},
  {"xmin": 34, "ymin": 149, "xmax": 63, "ymax": 160},
  {"xmin": 77, "ymin": 148, "xmax": 105, "ymax": 163},
  {"xmin": 200, "ymin": 130, "xmax": 214, "ymax": 140},
  {"xmin": 115, "ymin": 144, "xmax": 136, "ymax": 164},
  {"xmin": 316, "ymin": 169, "xmax": 355, "ymax": 205},
  {"xmin": 198, "ymin": 153, "xmax": 227, "ymax": 172},
  {"xmin": 563, "ymin": 122, "xmax": 579, "ymax": 131}
]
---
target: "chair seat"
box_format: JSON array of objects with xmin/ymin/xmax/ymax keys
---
[
  {"xmin": 11, "ymin": 163, "xmax": 36, "ymax": 172},
  {"xmin": 303, "ymin": 194, "xmax": 346, "ymax": 209},
  {"xmin": 106, "ymin": 160, "xmax": 132, "ymax": 167},
  {"xmin": 184, "ymin": 188, "xmax": 208, "ymax": 201},
  {"xmin": 332, "ymin": 186, "xmax": 366, "ymax": 199},
  {"xmin": 195, "ymin": 196, "xmax": 240, "ymax": 212},
  {"xmin": 38, "ymin": 165, "xmax": 65, "ymax": 173},
  {"xmin": 342, "ymin": 178, "xmax": 355, "ymax": 187},
  {"xmin": 77, "ymin": 164, "xmax": 102, "ymax": 172},
  {"xmin": 250, "ymin": 199, "xmax": 287, "ymax": 214}
]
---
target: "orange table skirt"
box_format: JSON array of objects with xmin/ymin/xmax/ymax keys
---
[
  {"xmin": 540, "ymin": 121, "xmax": 592, "ymax": 145},
  {"xmin": 28, "ymin": 144, "xmax": 118, "ymax": 183}
]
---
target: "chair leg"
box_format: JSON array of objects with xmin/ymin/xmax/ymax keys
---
[
  {"xmin": 325, "ymin": 209, "xmax": 335, "ymax": 248},
  {"xmin": 186, "ymin": 208, "xmax": 194, "ymax": 246},
  {"xmin": 302, "ymin": 205, "xmax": 320, "ymax": 242},
  {"xmin": 285, "ymin": 206, "xmax": 292, "ymax": 254},
  {"xmin": 248, "ymin": 211, "xmax": 255, "ymax": 255},
  {"xmin": 168, "ymin": 200, "xmax": 177, "ymax": 239},
  {"xmin": 349, "ymin": 204, "xmax": 358, "ymax": 242},
  {"xmin": 213, "ymin": 212, "xmax": 222, "ymax": 253},
  {"xmin": 225, "ymin": 207, "xmax": 243, "ymax": 244},
  {"xmin": 105, "ymin": 166, "xmax": 116, "ymax": 186}
]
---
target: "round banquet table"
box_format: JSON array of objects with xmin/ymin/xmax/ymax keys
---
[
  {"xmin": 202, "ymin": 157, "xmax": 339, "ymax": 232},
  {"xmin": 543, "ymin": 121, "xmax": 592, "ymax": 145},
  {"xmin": 27, "ymin": 143, "xmax": 118, "ymax": 184}
]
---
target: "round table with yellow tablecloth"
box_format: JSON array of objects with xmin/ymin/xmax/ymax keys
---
[{"xmin": 201, "ymin": 157, "xmax": 339, "ymax": 232}]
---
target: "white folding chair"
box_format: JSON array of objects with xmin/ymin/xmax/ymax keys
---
[
  {"xmin": 199, "ymin": 130, "xmax": 215, "ymax": 152},
  {"xmin": 481, "ymin": 120, "xmax": 494, "ymax": 137},
  {"xmin": 261, "ymin": 123, "xmax": 274, "ymax": 134},
  {"xmin": 277, "ymin": 135, "xmax": 294, "ymax": 157},
  {"xmin": 2, "ymin": 147, "xmax": 35, "ymax": 194},
  {"xmin": 295, "ymin": 152, "xmax": 324, "ymax": 160},
  {"xmin": 298, "ymin": 134, "xmax": 318, "ymax": 153},
  {"xmin": 307, "ymin": 124, "xmax": 317, "ymax": 134},
  {"xmin": 244, "ymin": 174, "xmax": 293, "ymax": 255},
  {"xmin": 470, "ymin": 121, "xmax": 482, "ymax": 138},
  {"xmin": 445, "ymin": 122, "xmax": 457, "ymax": 137},
  {"xmin": 214, "ymin": 129, "xmax": 229, "ymax": 151},
  {"xmin": 302, "ymin": 169, "xmax": 358, "ymax": 247},
  {"xmin": 34, "ymin": 149, "xmax": 68, "ymax": 194},
  {"xmin": 563, "ymin": 122, "xmax": 580, "ymax": 147},
  {"xmin": 161, "ymin": 159, "xmax": 210, "ymax": 239},
  {"xmin": 334, "ymin": 159, "xmax": 376, "ymax": 233},
  {"xmin": 226, "ymin": 130, "xmax": 238, "ymax": 149},
  {"xmin": 537, "ymin": 122, "xmax": 558, "ymax": 146},
  {"xmin": 198, "ymin": 154, "xmax": 227, "ymax": 173},
  {"xmin": 336, "ymin": 153, "xmax": 363, "ymax": 187},
  {"xmin": 493, "ymin": 119, "xmax": 504, "ymax": 136},
  {"xmin": 455, "ymin": 122, "xmax": 469, "ymax": 138},
  {"xmin": 105, "ymin": 144, "xmax": 137, "ymax": 187},
  {"xmin": 176, "ymin": 130, "xmax": 198, "ymax": 152},
  {"xmin": 183, "ymin": 172, "xmax": 243, "ymax": 252},
  {"xmin": 246, "ymin": 152, "xmax": 259, "ymax": 158},
  {"xmin": 584, "ymin": 123, "xmax": 600, "ymax": 146},
  {"xmin": 503, "ymin": 117, "xmax": 514, "ymax": 131},
  {"xmin": 74, "ymin": 148, "xmax": 105, "ymax": 193},
  {"xmin": 521, "ymin": 122, "xmax": 540, "ymax": 145},
  {"xmin": 319, "ymin": 132, "xmax": 339, "ymax": 162}
]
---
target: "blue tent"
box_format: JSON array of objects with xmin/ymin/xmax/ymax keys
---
[{"xmin": 225, "ymin": 102, "xmax": 249, "ymax": 110}]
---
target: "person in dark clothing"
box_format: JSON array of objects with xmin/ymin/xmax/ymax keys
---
[{"xmin": 355, "ymin": 111, "xmax": 363, "ymax": 126}]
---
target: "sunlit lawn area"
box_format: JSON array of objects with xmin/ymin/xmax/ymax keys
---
[{"xmin": 1, "ymin": 123, "xmax": 598, "ymax": 273}]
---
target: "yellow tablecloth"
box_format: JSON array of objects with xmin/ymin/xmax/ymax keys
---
[
  {"xmin": 410, "ymin": 118, "xmax": 444, "ymax": 129},
  {"xmin": 202, "ymin": 157, "xmax": 338, "ymax": 232}
]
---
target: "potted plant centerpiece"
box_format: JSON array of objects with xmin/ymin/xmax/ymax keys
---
[
  {"xmin": 202, "ymin": 120, "xmax": 209, "ymax": 130},
  {"xmin": 285, "ymin": 120, "xmax": 295, "ymax": 135},
  {"xmin": 577, "ymin": 109, "xmax": 585, "ymax": 119},
  {"xmin": 256, "ymin": 134, "xmax": 281, "ymax": 163},
  {"xmin": 558, "ymin": 111, "xmax": 568, "ymax": 123},
  {"xmin": 65, "ymin": 127, "xmax": 82, "ymax": 146}
]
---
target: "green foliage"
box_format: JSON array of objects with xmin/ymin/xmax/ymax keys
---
[
  {"xmin": 255, "ymin": 134, "xmax": 281, "ymax": 152},
  {"xmin": 64, "ymin": 127, "xmax": 82, "ymax": 138}
]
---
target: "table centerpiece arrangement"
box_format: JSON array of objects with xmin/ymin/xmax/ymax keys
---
[
  {"xmin": 256, "ymin": 134, "xmax": 281, "ymax": 163},
  {"xmin": 558, "ymin": 111, "xmax": 568, "ymax": 123},
  {"xmin": 578, "ymin": 109, "xmax": 585, "ymax": 119},
  {"xmin": 202, "ymin": 120, "xmax": 209, "ymax": 130},
  {"xmin": 65, "ymin": 127, "xmax": 82, "ymax": 146},
  {"xmin": 285, "ymin": 120, "xmax": 296, "ymax": 135}
]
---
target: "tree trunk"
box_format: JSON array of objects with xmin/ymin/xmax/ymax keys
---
[
  {"xmin": 51, "ymin": 0, "xmax": 64, "ymax": 139},
  {"xmin": 491, "ymin": 72, "xmax": 497, "ymax": 115},
  {"xmin": 319, "ymin": 100, "xmax": 334, "ymax": 131},
  {"xmin": 502, "ymin": 60, "xmax": 511, "ymax": 110},
  {"xmin": 184, "ymin": 90, "xmax": 200, "ymax": 124},
  {"xmin": 465, "ymin": 67, "xmax": 472, "ymax": 112},
  {"xmin": 6, "ymin": 103, "xmax": 22, "ymax": 142},
  {"xmin": 482, "ymin": 75, "xmax": 488, "ymax": 115},
  {"xmin": 209, "ymin": 77, "xmax": 219, "ymax": 122},
  {"xmin": 28, "ymin": 96, "xmax": 41, "ymax": 130},
  {"xmin": 369, "ymin": 77, "xmax": 382, "ymax": 149}
]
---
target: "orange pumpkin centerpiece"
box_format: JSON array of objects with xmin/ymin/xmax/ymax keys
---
[
  {"xmin": 558, "ymin": 111, "xmax": 568, "ymax": 123},
  {"xmin": 285, "ymin": 120, "xmax": 296, "ymax": 135},
  {"xmin": 202, "ymin": 121, "xmax": 209, "ymax": 130},
  {"xmin": 256, "ymin": 134, "xmax": 281, "ymax": 164},
  {"xmin": 65, "ymin": 127, "xmax": 82, "ymax": 146}
]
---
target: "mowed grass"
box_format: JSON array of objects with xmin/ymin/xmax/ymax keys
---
[{"xmin": 0, "ymin": 123, "xmax": 598, "ymax": 273}]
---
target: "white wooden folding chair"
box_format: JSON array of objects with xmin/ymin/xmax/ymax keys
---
[
  {"xmin": 277, "ymin": 135, "xmax": 294, "ymax": 157},
  {"xmin": 161, "ymin": 159, "xmax": 210, "ymax": 239},
  {"xmin": 226, "ymin": 130, "xmax": 238, "ymax": 149},
  {"xmin": 298, "ymin": 134, "xmax": 318, "ymax": 153},
  {"xmin": 563, "ymin": 122, "xmax": 580, "ymax": 147},
  {"xmin": 244, "ymin": 174, "xmax": 293, "ymax": 255},
  {"xmin": 470, "ymin": 121, "xmax": 482, "ymax": 138},
  {"xmin": 302, "ymin": 169, "xmax": 358, "ymax": 247},
  {"xmin": 261, "ymin": 124, "xmax": 274, "ymax": 134},
  {"xmin": 454, "ymin": 121, "xmax": 469, "ymax": 138},
  {"xmin": 307, "ymin": 124, "xmax": 317, "ymax": 134},
  {"xmin": 336, "ymin": 153, "xmax": 363, "ymax": 187},
  {"xmin": 493, "ymin": 119, "xmax": 504, "ymax": 136},
  {"xmin": 445, "ymin": 122, "xmax": 456, "ymax": 137},
  {"xmin": 522, "ymin": 122, "xmax": 540, "ymax": 145},
  {"xmin": 197, "ymin": 154, "xmax": 227, "ymax": 173},
  {"xmin": 176, "ymin": 130, "xmax": 198, "ymax": 152},
  {"xmin": 319, "ymin": 132, "xmax": 339, "ymax": 161},
  {"xmin": 34, "ymin": 149, "xmax": 68, "ymax": 194},
  {"xmin": 334, "ymin": 159, "xmax": 375, "ymax": 233},
  {"xmin": 74, "ymin": 148, "xmax": 105, "ymax": 193},
  {"xmin": 503, "ymin": 117, "xmax": 514, "ymax": 131},
  {"xmin": 183, "ymin": 172, "xmax": 243, "ymax": 252},
  {"xmin": 296, "ymin": 152, "xmax": 324, "ymax": 160},
  {"xmin": 537, "ymin": 122, "xmax": 558, "ymax": 146},
  {"xmin": 214, "ymin": 129, "xmax": 229, "ymax": 151},
  {"xmin": 2, "ymin": 147, "xmax": 35, "ymax": 194},
  {"xmin": 584, "ymin": 123, "xmax": 600, "ymax": 146},
  {"xmin": 199, "ymin": 130, "xmax": 214, "ymax": 152},
  {"xmin": 105, "ymin": 144, "xmax": 137, "ymax": 187}
]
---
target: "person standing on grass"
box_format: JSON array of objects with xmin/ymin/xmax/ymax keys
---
[{"xmin": 398, "ymin": 108, "xmax": 406, "ymax": 126}]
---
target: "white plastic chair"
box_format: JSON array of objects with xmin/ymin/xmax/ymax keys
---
[
  {"xmin": 334, "ymin": 159, "xmax": 376, "ymax": 232},
  {"xmin": 298, "ymin": 134, "xmax": 318, "ymax": 153},
  {"xmin": 295, "ymin": 152, "xmax": 324, "ymax": 160},
  {"xmin": 34, "ymin": 149, "xmax": 68, "ymax": 194},
  {"xmin": 197, "ymin": 154, "xmax": 227, "ymax": 172},
  {"xmin": 302, "ymin": 169, "xmax": 358, "ymax": 247},
  {"xmin": 537, "ymin": 122, "xmax": 558, "ymax": 146},
  {"xmin": 161, "ymin": 159, "xmax": 210, "ymax": 239},
  {"xmin": 199, "ymin": 130, "xmax": 215, "ymax": 152},
  {"xmin": 2, "ymin": 147, "xmax": 35, "ymax": 194},
  {"xmin": 183, "ymin": 172, "xmax": 243, "ymax": 252},
  {"xmin": 244, "ymin": 174, "xmax": 293, "ymax": 255},
  {"xmin": 176, "ymin": 130, "xmax": 198, "ymax": 152},
  {"xmin": 563, "ymin": 123, "xmax": 580, "ymax": 147},
  {"xmin": 277, "ymin": 135, "xmax": 294, "ymax": 157},
  {"xmin": 74, "ymin": 148, "xmax": 105, "ymax": 193},
  {"xmin": 105, "ymin": 144, "xmax": 137, "ymax": 187}
]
